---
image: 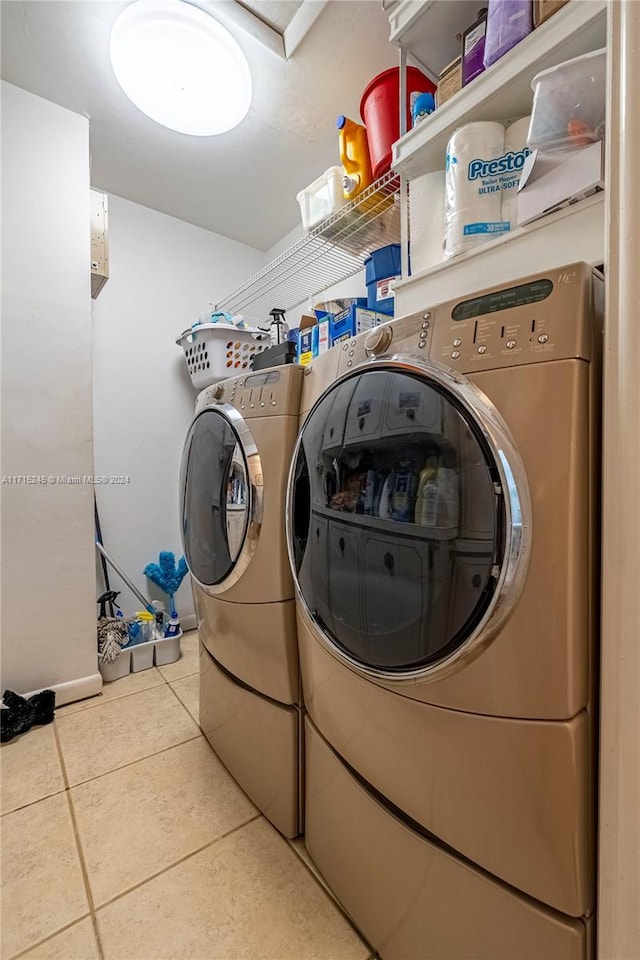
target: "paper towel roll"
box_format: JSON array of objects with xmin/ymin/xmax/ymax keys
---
[
  {"xmin": 409, "ymin": 171, "xmax": 446, "ymax": 273},
  {"xmin": 445, "ymin": 122, "xmax": 506, "ymax": 258},
  {"xmin": 502, "ymin": 116, "xmax": 532, "ymax": 229}
]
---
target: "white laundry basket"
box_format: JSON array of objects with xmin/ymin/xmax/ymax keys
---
[{"xmin": 177, "ymin": 322, "xmax": 270, "ymax": 389}]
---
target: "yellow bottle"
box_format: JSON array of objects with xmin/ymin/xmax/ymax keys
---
[{"xmin": 337, "ymin": 115, "xmax": 373, "ymax": 201}]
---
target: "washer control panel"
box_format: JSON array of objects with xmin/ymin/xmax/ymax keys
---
[
  {"xmin": 195, "ymin": 365, "xmax": 302, "ymax": 416},
  {"xmin": 335, "ymin": 310, "xmax": 435, "ymax": 375},
  {"xmin": 335, "ymin": 263, "xmax": 596, "ymax": 376}
]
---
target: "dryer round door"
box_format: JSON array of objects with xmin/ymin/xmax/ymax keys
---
[
  {"xmin": 181, "ymin": 403, "xmax": 263, "ymax": 595},
  {"xmin": 287, "ymin": 357, "xmax": 531, "ymax": 683}
]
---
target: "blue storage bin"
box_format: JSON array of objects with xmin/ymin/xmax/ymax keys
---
[
  {"xmin": 329, "ymin": 299, "xmax": 368, "ymax": 345},
  {"xmin": 365, "ymin": 244, "xmax": 402, "ymax": 315}
]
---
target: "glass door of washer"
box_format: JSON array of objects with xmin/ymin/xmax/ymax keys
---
[
  {"xmin": 181, "ymin": 407, "xmax": 253, "ymax": 593},
  {"xmin": 288, "ymin": 361, "xmax": 529, "ymax": 682}
]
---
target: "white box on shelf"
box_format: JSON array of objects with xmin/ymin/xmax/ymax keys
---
[{"xmin": 517, "ymin": 141, "xmax": 603, "ymax": 225}]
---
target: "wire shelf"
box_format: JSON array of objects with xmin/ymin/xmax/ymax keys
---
[{"xmin": 215, "ymin": 171, "xmax": 402, "ymax": 316}]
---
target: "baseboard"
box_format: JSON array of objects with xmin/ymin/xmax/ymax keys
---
[
  {"xmin": 23, "ymin": 672, "xmax": 103, "ymax": 708},
  {"xmin": 181, "ymin": 613, "xmax": 198, "ymax": 632}
]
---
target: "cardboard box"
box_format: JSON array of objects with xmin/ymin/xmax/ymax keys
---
[
  {"xmin": 297, "ymin": 314, "xmax": 318, "ymax": 365},
  {"xmin": 437, "ymin": 56, "xmax": 462, "ymax": 107},
  {"xmin": 330, "ymin": 305, "xmax": 389, "ymax": 346},
  {"xmin": 533, "ymin": 0, "xmax": 569, "ymax": 27},
  {"xmin": 517, "ymin": 141, "xmax": 604, "ymax": 226}
]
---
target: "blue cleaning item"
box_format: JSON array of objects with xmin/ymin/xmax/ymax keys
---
[
  {"xmin": 143, "ymin": 552, "xmax": 189, "ymax": 618},
  {"xmin": 411, "ymin": 91, "xmax": 436, "ymax": 126}
]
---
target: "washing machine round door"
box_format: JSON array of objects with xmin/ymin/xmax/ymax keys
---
[
  {"xmin": 181, "ymin": 404, "xmax": 262, "ymax": 595},
  {"xmin": 287, "ymin": 357, "xmax": 531, "ymax": 683}
]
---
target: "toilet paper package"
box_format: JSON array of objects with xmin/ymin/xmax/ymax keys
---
[
  {"xmin": 445, "ymin": 122, "xmax": 507, "ymax": 258},
  {"xmin": 445, "ymin": 120, "xmax": 532, "ymax": 257},
  {"xmin": 409, "ymin": 171, "xmax": 446, "ymax": 273},
  {"xmin": 501, "ymin": 116, "xmax": 532, "ymax": 229}
]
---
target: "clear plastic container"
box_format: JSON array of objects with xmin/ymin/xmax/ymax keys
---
[
  {"xmin": 297, "ymin": 166, "xmax": 347, "ymax": 231},
  {"xmin": 528, "ymin": 48, "xmax": 606, "ymax": 153}
]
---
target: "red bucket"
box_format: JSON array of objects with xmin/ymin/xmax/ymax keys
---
[{"xmin": 360, "ymin": 67, "xmax": 436, "ymax": 180}]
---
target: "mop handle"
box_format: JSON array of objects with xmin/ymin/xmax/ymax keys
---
[{"xmin": 95, "ymin": 542, "xmax": 155, "ymax": 614}]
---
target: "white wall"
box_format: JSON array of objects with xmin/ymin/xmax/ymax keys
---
[
  {"xmin": 91, "ymin": 196, "xmax": 265, "ymax": 625},
  {"xmin": 1, "ymin": 82, "xmax": 99, "ymax": 700}
]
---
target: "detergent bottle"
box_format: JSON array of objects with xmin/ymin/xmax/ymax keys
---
[{"xmin": 337, "ymin": 115, "xmax": 373, "ymax": 201}]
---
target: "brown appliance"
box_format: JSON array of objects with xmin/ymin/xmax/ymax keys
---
[
  {"xmin": 180, "ymin": 365, "xmax": 303, "ymax": 837},
  {"xmin": 288, "ymin": 264, "xmax": 602, "ymax": 957}
]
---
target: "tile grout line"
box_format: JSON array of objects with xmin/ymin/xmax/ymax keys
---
[
  {"xmin": 2, "ymin": 724, "xmax": 201, "ymax": 817},
  {"xmin": 59, "ymin": 732, "xmax": 202, "ymax": 790},
  {"xmin": 95, "ymin": 812, "xmax": 263, "ymax": 912},
  {"xmin": 1, "ymin": 784, "xmax": 68, "ymax": 819},
  {"xmin": 53, "ymin": 724, "xmax": 105, "ymax": 960},
  {"xmin": 56, "ymin": 674, "xmax": 168, "ymax": 717},
  {"xmin": 163, "ymin": 672, "xmax": 201, "ymax": 718},
  {"xmin": 5, "ymin": 913, "xmax": 93, "ymax": 960}
]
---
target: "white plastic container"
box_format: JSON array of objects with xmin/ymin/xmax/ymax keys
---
[
  {"xmin": 528, "ymin": 48, "xmax": 606, "ymax": 153},
  {"xmin": 154, "ymin": 631, "xmax": 182, "ymax": 666},
  {"xmin": 176, "ymin": 323, "xmax": 270, "ymax": 390},
  {"xmin": 297, "ymin": 166, "xmax": 348, "ymax": 232},
  {"xmin": 131, "ymin": 639, "xmax": 155, "ymax": 673},
  {"xmin": 99, "ymin": 647, "xmax": 131, "ymax": 682}
]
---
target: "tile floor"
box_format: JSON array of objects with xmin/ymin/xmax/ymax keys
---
[{"xmin": 1, "ymin": 631, "xmax": 373, "ymax": 960}]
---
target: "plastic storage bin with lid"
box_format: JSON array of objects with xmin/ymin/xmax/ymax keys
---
[
  {"xmin": 528, "ymin": 48, "xmax": 606, "ymax": 153},
  {"xmin": 365, "ymin": 244, "xmax": 402, "ymax": 316}
]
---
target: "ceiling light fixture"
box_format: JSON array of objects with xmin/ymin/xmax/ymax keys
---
[{"xmin": 110, "ymin": 0, "xmax": 252, "ymax": 136}]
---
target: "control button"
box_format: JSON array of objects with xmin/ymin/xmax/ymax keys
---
[
  {"xmin": 453, "ymin": 337, "xmax": 462, "ymax": 347},
  {"xmin": 477, "ymin": 345, "xmax": 487, "ymax": 354},
  {"xmin": 538, "ymin": 333, "xmax": 549, "ymax": 344},
  {"xmin": 364, "ymin": 326, "xmax": 393, "ymax": 356},
  {"xmin": 423, "ymin": 312, "xmax": 431, "ymax": 320},
  {"xmin": 343, "ymin": 344, "xmax": 348, "ymax": 351},
  {"xmin": 418, "ymin": 340, "xmax": 426, "ymax": 349},
  {"xmin": 451, "ymin": 350, "xmax": 460, "ymax": 360},
  {"xmin": 506, "ymin": 339, "xmax": 517, "ymax": 349},
  {"xmin": 347, "ymin": 360, "xmax": 353, "ymax": 367},
  {"xmin": 349, "ymin": 350, "xmax": 354, "ymax": 357},
  {"xmin": 261, "ymin": 402, "xmax": 265, "ymax": 407},
  {"xmin": 422, "ymin": 320, "xmax": 430, "ymax": 330},
  {"xmin": 271, "ymin": 400, "xmax": 276, "ymax": 406}
]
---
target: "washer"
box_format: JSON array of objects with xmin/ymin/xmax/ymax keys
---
[
  {"xmin": 180, "ymin": 364, "xmax": 303, "ymax": 837},
  {"xmin": 288, "ymin": 264, "xmax": 602, "ymax": 958}
]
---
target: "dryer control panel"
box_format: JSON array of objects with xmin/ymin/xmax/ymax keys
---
[
  {"xmin": 195, "ymin": 364, "xmax": 303, "ymax": 417},
  {"xmin": 335, "ymin": 263, "xmax": 600, "ymax": 377}
]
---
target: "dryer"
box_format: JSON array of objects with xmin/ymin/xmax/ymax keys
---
[
  {"xmin": 287, "ymin": 264, "xmax": 601, "ymax": 958},
  {"xmin": 181, "ymin": 364, "xmax": 303, "ymax": 837}
]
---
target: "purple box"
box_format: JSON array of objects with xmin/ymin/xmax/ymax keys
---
[
  {"xmin": 484, "ymin": 0, "xmax": 533, "ymax": 68},
  {"xmin": 462, "ymin": 9, "xmax": 488, "ymax": 86}
]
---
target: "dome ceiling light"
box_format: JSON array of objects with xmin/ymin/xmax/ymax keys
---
[{"xmin": 110, "ymin": 0, "xmax": 252, "ymax": 136}]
